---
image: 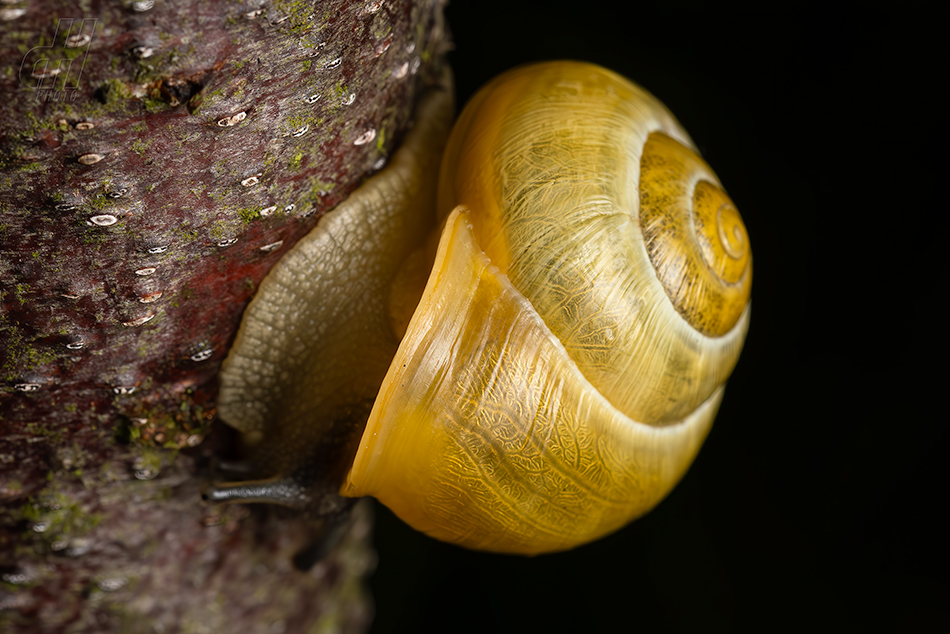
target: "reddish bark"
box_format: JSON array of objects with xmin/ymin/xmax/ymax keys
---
[{"xmin": 0, "ymin": 1, "xmax": 449, "ymax": 631}]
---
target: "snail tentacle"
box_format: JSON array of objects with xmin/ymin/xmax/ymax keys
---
[{"xmin": 202, "ymin": 476, "xmax": 311, "ymax": 509}]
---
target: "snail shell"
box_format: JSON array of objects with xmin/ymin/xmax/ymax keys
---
[{"xmin": 213, "ymin": 61, "xmax": 751, "ymax": 555}]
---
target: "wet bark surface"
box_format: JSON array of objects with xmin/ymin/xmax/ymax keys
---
[{"xmin": 0, "ymin": 1, "xmax": 448, "ymax": 631}]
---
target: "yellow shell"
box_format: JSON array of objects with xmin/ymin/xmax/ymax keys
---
[{"xmin": 340, "ymin": 61, "xmax": 751, "ymax": 554}]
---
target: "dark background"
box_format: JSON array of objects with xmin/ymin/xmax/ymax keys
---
[{"xmin": 369, "ymin": 2, "xmax": 945, "ymax": 632}]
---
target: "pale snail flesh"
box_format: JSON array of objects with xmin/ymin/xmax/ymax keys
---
[{"xmin": 209, "ymin": 61, "xmax": 752, "ymax": 555}]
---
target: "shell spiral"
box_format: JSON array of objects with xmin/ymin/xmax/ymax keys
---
[{"xmin": 341, "ymin": 62, "xmax": 752, "ymax": 554}]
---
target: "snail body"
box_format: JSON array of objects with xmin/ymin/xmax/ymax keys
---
[
  {"xmin": 208, "ymin": 80, "xmax": 455, "ymax": 511},
  {"xmin": 210, "ymin": 61, "xmax": 751, "ymax": 555}
]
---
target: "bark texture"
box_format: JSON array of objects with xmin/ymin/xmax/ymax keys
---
[{"xmin": 0, "ymin": 1, "xmax": 449, "ymax": 631}]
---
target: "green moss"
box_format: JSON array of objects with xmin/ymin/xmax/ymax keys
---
[
  {"xmin": 80, "ymin": 226, "xmax": 108, "ymax": 245},
  {"xmin": 285, "ymin": 113, "xmax": 316, "ymax": 136},
  {"xmin": 4, "ymin": 480, "xmax": 23, "ymax": 494},
  {"xmin": 134, "ymin": 331, "xmax": 164, "ymax": 359},
  {"xmin": 89, "ymin": 195, "xmax": 113, "ymax": 211},
  {"xmin": 373, "ymin": 18, "xmax": 392, "ymax": 40},
  {"xmin": 62, "ymin": 46, "xmax": 83, "ymax": 61},
  {"xmin": 15, "ymin": 162, "xmax": 46, "ymax": 173},
  {"xmin": 100, "ymin": 78, "xmax": 132, "ymax": 106},
  {"xmin": 207, "ymin": 187, "xmax": 228, "ymax": 202},
  {"xmin": 276, "ymin": 0, "xmax": 321, "ymax": 31},
  {"xmin": 24, "ymin": 422, "xmax": 63, "ymax": 443},
  {"xmin": 237, "ymin": 206, "xmax": 260, "ymax": 223},
  {"xmin": 21, "ymin": 111, "xmax": 46, "ymax": 137},
  {"xmin": 306, "ymin": 179, "xmax": 336, "ymax": 203},
  {"xmin": 187, "ymin": 92, "xmax": 204, "ymax": 114},
  {"xmin": 14, "ymin": 284, "xmax": 29, "ymax": 304},
  {"xmin": 134, "ymin": 446, "xmax": 164, "ymax": 472},
  {"xmin": 134, "ymin": 47, "xmax": 180, "ymax": 85},
  {"xmin": 289, "ymin": 152, "xmax": 303, "ymax": 169},
  {"xmin": 301, "ymin": 59, "xmax": 312, "ymax": 71},
  {"xmin": 175, "ymin": 227, "xmax": 198, "ymax": 242},
  {"xmin": 21, "ymin": 484, "xmax": 102, "ymax": 545},
  {"xmin": 143, "ymin": 97, "xmax": 169, "ymax": 113},
  {"xmin": 130, "ymin": 138, "xmax": 153, "ymax": 156},
  {"xmin": 6, "ymin": 30, "xmax": 35, "ymax": 45},
  {"xmin": 208, "ymin": 220, "xmax": 229, "ymax": 238},
  {"xmin": 332, "ymin": 81, "xmax": 347, "ymax": 102}
]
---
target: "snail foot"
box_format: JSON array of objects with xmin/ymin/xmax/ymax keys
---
[{"xmin": 201, "ymin": 476, "xmax": 311, "ymax": 509}]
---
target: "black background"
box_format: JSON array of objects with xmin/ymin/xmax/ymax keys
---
[{"xmin": 368, "ymin": 2, "xmax": 945, "ymax": 632}]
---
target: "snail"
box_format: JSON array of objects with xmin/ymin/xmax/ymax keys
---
[{"xmin": 205, "ymin": 61, "xmax": 751, "ymax": 556}]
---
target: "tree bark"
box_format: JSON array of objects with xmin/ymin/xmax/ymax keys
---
[{"xmin": 0, "ymin": 1, "xmax": 449, "ymax": 631}]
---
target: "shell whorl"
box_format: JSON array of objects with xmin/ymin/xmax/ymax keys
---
[
  {"xmin": 639, "ymin": 132, "xmax": 752, "ymax": 337},
  {"xmin": 437, "ymin": 61, "xmax": 751, "ymax": 425}
]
